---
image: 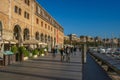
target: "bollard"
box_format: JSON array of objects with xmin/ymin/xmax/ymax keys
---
[{"xmin": 82, "ymin": 44, "xmax": 87, "ymax": 64}]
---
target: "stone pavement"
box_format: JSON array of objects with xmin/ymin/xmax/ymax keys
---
[{"xmin": 0, "ymin": 52, "xmax": 82, "ymax": 80}]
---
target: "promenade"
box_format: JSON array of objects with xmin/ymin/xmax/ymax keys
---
[
  {"xmin": 83, "ymin": 53, "xmax": 112, "ymax": 80},
  {"xmin": 0, "ymin": 52, "xmax": 82, "ymax": 80}
]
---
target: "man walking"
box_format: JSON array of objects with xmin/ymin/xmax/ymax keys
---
[
  {"xmin": 60, "ymin": 48, "xmax": 65, "ymax": 62},
  {"xmin": 65, "ymin": 46, "xmax": 70, "ymax": 62}
]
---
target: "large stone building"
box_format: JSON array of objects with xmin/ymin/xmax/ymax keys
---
[{"xmin": 0, "ymin": 0, "xmax": 64, "ymax": 50}]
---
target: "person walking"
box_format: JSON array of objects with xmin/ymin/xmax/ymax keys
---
[
  {"xmin": 73, "ymin": 47, "xmax": 77, "ymax": 55},
  {"xmin": 70, "ymin": 47, "xmax": 74, "ymax": 56},
  {"xmin": 52, "ymin": 47, "xmax": 56, "ymax": 58},
  {"xmin": 65, "ymin": 46, "xmax": 71, "ymax": 62},
  {"xmin": 60, "ymin": 48, "xmax": 65, "ymax": 62}
]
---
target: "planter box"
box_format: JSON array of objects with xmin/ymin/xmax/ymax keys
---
[
  {"xmin": 23, "ymin": 57, "xmax": 28, "ymax": 61},
  {"xmin": 41, "ymin": 54, "xmax": 45, "ymax": 56},
  {"xmin": 3, "ymin": 55, "xmax": 9, "ymax": 66},
  {"xmin": 33, "ymin": 55, "xmax": 38, "ymax": 58},
  {"xmin": 12, "ymin": 54, "xmax": 16, "ymax": 63}
]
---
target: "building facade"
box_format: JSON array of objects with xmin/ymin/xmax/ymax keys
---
[{"xmin": 0, "ymin": 0, "xmax": 64, "ymax": 50}]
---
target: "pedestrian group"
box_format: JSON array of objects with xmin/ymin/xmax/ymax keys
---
[{"xmin": 57, "ymin": 46, "xmax": 78, "ymax": 63}]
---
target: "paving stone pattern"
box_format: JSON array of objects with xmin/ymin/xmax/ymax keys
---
[{"xmin": 0, "ymin": 52, "xmax": 82, "ymax": 80}]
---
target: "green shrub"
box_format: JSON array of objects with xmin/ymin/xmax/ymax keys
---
[
  {"xmin": 32, "ymin": 49, "xmax": 38, "ymax": 55},
  {"xmin": 11, "ymin": 45, "xmax": 18, "ymax": 54},
  {"xmin": 24, "ymin": 50, "xmax": 29, "ymax": 57},
  {"xmin": 39, "ymin": 48, "xmax": 44, "ymax": 55},
  {"xmin": 18, "ymin": 46, "xmax": 25, "ymax": 54},
  {"xmin": 18, "ymin": 46, "xmax": 29, "ymax": 57}
]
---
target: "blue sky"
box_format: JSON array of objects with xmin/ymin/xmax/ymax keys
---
[{"xmin": 37, "ymin": 0, "xmax": 120, "ymax": 38}]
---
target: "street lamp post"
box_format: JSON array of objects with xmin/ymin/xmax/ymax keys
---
[{"xmin": 82, "ymin": 43, "xmax": 87, "ymax": 64}]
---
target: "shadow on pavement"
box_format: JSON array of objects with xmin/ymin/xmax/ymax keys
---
[
  {"xmin": 32, "ymin": 57, "xmax": 81, "ymax": 64},
  {"xmin": 82, "ymin": 53, "xmax": 112, "ymax": 80},
  {"xmin": 0, "ymin": 69, "xmax": 75, "ymax": 80},
  {"xmin": 9, "ymin": 64, "xmax": 82, "ymax": 73}
]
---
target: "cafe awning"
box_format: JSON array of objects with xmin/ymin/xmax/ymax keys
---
[
  {"xmin": 0, "ymin": 39, "xmax": 18, "ymax": 44},
  {"xmin": 3, "ymin": 51, "xmax": 13, "ymax": 55},
  {"xmin": 23, "ymin": 39, "xmax": 40, "ymax": 44},
  {"xmin": 9, "ymin": 39, "xmax": 18, "ymax": 44}
]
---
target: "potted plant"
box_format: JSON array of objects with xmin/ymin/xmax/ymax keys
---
[
  {"xmin": 11, "ymin": 45, "xmax": 18, "ymax": 54},
  {"xmin": 23, "ymin": 50, "xmax": 29, "ymax": 60},
  {"xmin": 32, "ymin": 49, "xmax": 38, "ymax": 58},
  {"xmin": 11, "ymin": 45, "xmax": 18, "ymax": 62},
  {"xmin": 39, "ymin": 48, "xmax": 45, "ymax": 56},
  {"xmin": 18, "ymin": 46, "xmax": 26, "ymax": 61}
]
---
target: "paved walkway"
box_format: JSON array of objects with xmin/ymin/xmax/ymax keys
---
[
  {"xmin": 0, "ymin": 52, "xmax": 82, "ymax": 80},
  {"xmin": 83, "ymin": 53, "xmax": 112, "ymax": 80}
]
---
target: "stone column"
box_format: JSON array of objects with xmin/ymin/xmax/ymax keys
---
[{"xmin": 8, "ymin": 0, "xmax": 12, "ymax": 30}]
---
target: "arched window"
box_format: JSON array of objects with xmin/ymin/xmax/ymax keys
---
[
  {"xmin": 41, "ymin": 33, "xmax": 44, "ymax": 42},
  {"xmin": 35, "ymin": 32, "xmax": 39, "ymax": 40},
  {"xmin": 45, "ymin": 34, "xmax": 47, "ymax": 43},
  {"xmin": 0, "ymin": 21, "xmax": 2, "ymax": 40},
  {"xmin": 23, "ymin": 28, "xmax": 29, "ymax": 40},
  {"xmin": 14, "ymin": 6, "xmax": 18, "ymax": 13},
  {"xmin": 51, "ymin": 37, "xmax": 53, "ymax": 42},
  {"xmin": 48, "ymin": 36, "xmax": 50, "ymax": 42},
  {"xmin": 0, "ymin": 21, "xmax": 2, "ymax": 31},
  {"xmin": 41, "ymin": 21, "xmax": 43, "ymax": 27},
  {"xmin": 19, "ymin": 8, "xmax": 21, "ymax": 15},
  {"xmin": 13, "ymin": 25, "xmax": 21, "ymax": 40},
  {"xmin": 24, "ymin": 0, "xmax": 30, "ymax": 6}
]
